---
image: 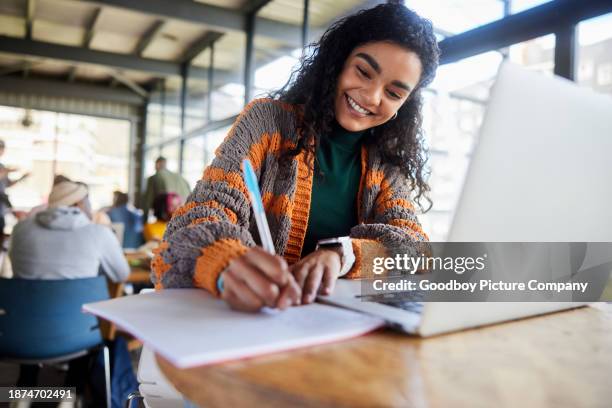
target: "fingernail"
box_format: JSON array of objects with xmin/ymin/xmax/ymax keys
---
[{"xmin": 277, "ymin": 299, "xmax": 286, "ymax": 310}]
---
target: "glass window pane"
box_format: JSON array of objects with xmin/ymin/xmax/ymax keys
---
[
  {"xmin": 197, "ymin": 31, "xmax": 245, "ymax": 121},
  {"xmin": 405, "ymin": 0, "xmax": 505, "ymax": 37},
  {"xmin": 254, "ymin": 1, "xmax": 303, "ymax": 98},
  {"xmin": 164, "ymin": 78, "xmax": 182, "ymax": 139},
  {"xmin": 159, "ymin": 142, "xmax": 180, "ymax": 174},
  {"xmin": 143, "ymin": 148, "xmax": 157, "ymax": 185},
  {"xmin": 185, "ymin": 74, "xmax": 208, "ymax": 134},
  {"xmin": 183, "ymin": 137, "xmax": 206, "ymax": 188},
  {"xmin": 146, "ymin": 86, "xmax": 163, "ymax": 147},
  {"xmin": 186, "ymin": 47, "xmax": 213, "ymax": 134},
  {"xmin": 510, "ymin": 0, "xmax": 552, "ymax": 14},
  {"xmin": 577, "ymin": 13, "xmax": 612, "ymax": 95},
  {"xmin": 204, "ymin": 126, "xmax": 231, "ymax": 164},
  {"xmin": 0, "ymin": 107, "xmax": 129, "ymax": 219}
]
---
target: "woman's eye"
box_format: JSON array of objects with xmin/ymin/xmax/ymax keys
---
[
  {"xmin": 356, "ymin": 66, "xmax": 370, "ymax": 79},
  {"xmin": 387, "ymin": 90, "xmax": 400, "ymax": 99}
]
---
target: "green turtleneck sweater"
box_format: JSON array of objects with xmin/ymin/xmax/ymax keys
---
[{"xmin": 301, "ymin": 122, "xmax": 367, "ymax": 256}]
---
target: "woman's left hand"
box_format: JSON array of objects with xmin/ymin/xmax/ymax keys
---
[{"xmin": 290, "ymin": 248, "xmax": 342, "ymax": 304}]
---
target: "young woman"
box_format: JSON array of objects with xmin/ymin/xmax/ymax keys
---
[{"xmin": 152, "ymin": 2, "xmax": 439, "ymax": 312}]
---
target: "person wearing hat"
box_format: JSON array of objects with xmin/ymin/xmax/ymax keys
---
[{"xmin": 9, "ymin": 180, "xmax": 130, "ymax": 281}]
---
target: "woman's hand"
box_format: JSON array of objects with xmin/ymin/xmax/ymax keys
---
[
  {"xmin": 290, "ymin": 248, "xmax": 342, "ymax": 304},
  {"xmin": 221, "ymin": 246, "xmax": 302, "ymax": 312}
]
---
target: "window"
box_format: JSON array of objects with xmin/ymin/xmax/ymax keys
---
[
  {"xmin": 405, "ymin": 0, "xmax": 505, "ymax": 37},
  {"xmin": 0, "ymin": 106, "xmax": 129, "ymax": 215},
  {"xmin": 577, "ymin": 13, "xmax": 612, "ymax": 94},
  {"xmin": 160, "ymin": 143, "xmax": 181, "ymax": 175},
  {"xmin": 254, "ymin": 0, "xmax": 303, "ymax": 98},
  {"xmin": 597, "ymin": 63, "xmax": 612, "ymax": 86},
  {"xmin": 510, "ymin": 0, "xmax": 552, "ymax": 14},
  {"xmin": 183, "ymin": 137, "xmax": 206, "ymax": 188},
  {"xmin": 578, "ymin": 60, "xmax": 594, "ymax": 82}
]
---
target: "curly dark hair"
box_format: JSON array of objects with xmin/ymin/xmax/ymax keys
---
[{"xmin": 269, "ymin": 1, "xmax": 439, "ymax": 211}]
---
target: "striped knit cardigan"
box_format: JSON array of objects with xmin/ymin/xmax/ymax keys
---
[{"xmin": 151, "ymin": 98, "xmax": 429, "ymax": 296}]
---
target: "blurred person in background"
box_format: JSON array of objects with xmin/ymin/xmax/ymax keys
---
[
  {"xmin": 10, "ymin": 180, "xmax": 130, "ymax": 281},
  {"xmin": 143, "ymin": 192, "xmax": 181, "ymax": 242},
  {"xmin": 107, "ymin": 190, "xmax": 144, "ymax": 249},
  {"xmin": 10, "ymin": 183, "xmax": 136, "ymax": 404},
  {"xmin": 0, "ymin": 139, "xmax": 29, "ymax": 241},
  {"xmin": 142, "ymin": 156, "xmax": 190, "ymax": 220}
]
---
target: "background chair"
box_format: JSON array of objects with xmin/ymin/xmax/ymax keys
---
[{"xmin": 0, "ymin": 276, "xmax": 112, "ymax": 408}]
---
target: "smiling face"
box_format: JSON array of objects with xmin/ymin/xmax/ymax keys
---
[{"xmin": 334, "ymin": 41, "xmax": 423, "ymax": 132}]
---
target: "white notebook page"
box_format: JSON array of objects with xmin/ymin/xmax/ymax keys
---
[{"xmin": 84, "ymin": 289, "xmax": 384, "ymax": 368}]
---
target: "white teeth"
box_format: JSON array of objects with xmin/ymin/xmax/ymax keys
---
[{"xmin": 347, "ymin": 95, "xmax": 370, "ymax": 115}]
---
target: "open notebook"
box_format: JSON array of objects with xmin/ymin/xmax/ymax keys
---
[{"xmin": 83, "ymin": 289, "xmax": 384, "ymax": 368}]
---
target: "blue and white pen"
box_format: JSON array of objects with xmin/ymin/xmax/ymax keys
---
[{"xmin": 242, "ymin": 159, "xmax": 275, "ymax": 254}]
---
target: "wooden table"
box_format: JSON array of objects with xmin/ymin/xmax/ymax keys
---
[{"xmin": 156, "ymin": 303, "xmax": 612, "ymax": 408}]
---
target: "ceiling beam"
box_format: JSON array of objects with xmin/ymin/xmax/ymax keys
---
[
  {"xmin": 83, "ymin": 7, "xmax": 103, "ymax": 48},
  {"xmin": 0, "ymin": 74, "xmax": 144, "ymax": 105},
  {"xmin": 108, "ymin": 71, "xmax": 148, "ymax": 97},
  {"xmin": 0, "ymin": 35, "xmax": 235, "ymax": 81},
  {"xmin": 0, "ymin": 61, "xmax": 33, "ymax": 77},
  {"xmin": 439, "ymin": 0, "xmax": 612, "ymax": 64},
  {"xmin": 180, "ymin": 31, "xmax": 223, "ymax": 64},
  {"xmin": 80, "ymin": 0, "xmax": 321, "ymax": 48},
  {"xmin": 134, "ymin": 19, "xmax": 165, "ymax": 56},
  {"xmin": 242, "ymin": 0, "xmax": 273, "ymax": 15}
]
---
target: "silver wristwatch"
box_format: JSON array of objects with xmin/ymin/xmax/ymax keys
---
[{"xmin": 315, "ymin": 236, "xmax": 355, "ymax": 277}]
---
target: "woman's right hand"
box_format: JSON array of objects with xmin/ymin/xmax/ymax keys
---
[{"xmin": 220, "ymin": 246, "xmax": 302, "ymax": 312}]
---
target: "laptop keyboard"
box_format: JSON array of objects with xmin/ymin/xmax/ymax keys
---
[
  {"xmin": 373, "ymin": 289, "xmax": 426, "ymax": 314},
  {"xmin": 377, "ymin": 299, "xmax": 424, "ymax": 314}
]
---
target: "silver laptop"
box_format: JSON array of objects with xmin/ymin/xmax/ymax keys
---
[{"xmin": 320, "ymin": 62, "xmax": 612, "ymax": 336}]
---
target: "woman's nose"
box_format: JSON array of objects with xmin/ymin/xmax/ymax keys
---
[{"xmin": 360, "ymin": 86, "xmax": 383, "ymax": 108}]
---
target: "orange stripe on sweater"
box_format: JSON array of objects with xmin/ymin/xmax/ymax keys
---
[
  {"xmin": 214, "ymin": 98, "xmax": 269, "ymax": 157},
  {"xmin": 172, "ymin": 200, "xmax": 238, "ymax": 224},
  {"xmin": 366, "ymin": 169, "xmax": 385, "ymax": 189},
  {"xmin": 248, "ymin": 132, "xmax": 284, "ymax": 170},
  {"xmin": 262, "ymin": 192, "xmax": 292, "ymax": 216},
  {"xmin": 151, "ymin": 242, "xmax": 171, "ymax": 290},
  {"xmin": 377, "ymin": 177, "xmax": 398, "ymax": 205},
  {"xmin": 214, "ymin": 98, "xmax": 301, "ymax": 157},
  {"xmin": 189, "ymin": 215, "xmax": 219, "ymax": 226},
  {"xmin": 284, "ymin": 148, "xmax": 313, "ymax": 265},
  {"xmin": 173, "ymin": 201, "xmax": 200, "ymax": 218},
  {"xmin": 346, "ymin": 238, "xmax": 386, "ymax": 279},
  {"xmin": 203, "ymin": 167, "xmax": 248, "ymax": 198},
  {"xmin": 223, "ymin": 208, "xmax": 238, "ymax": 224},
  {"xmin": 388, "ymin": 219, "xmax": 428, "ymax": 240},
  {"xmin": 193, "ymin": 238, "xmax": 249, "ymax": 296}
]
